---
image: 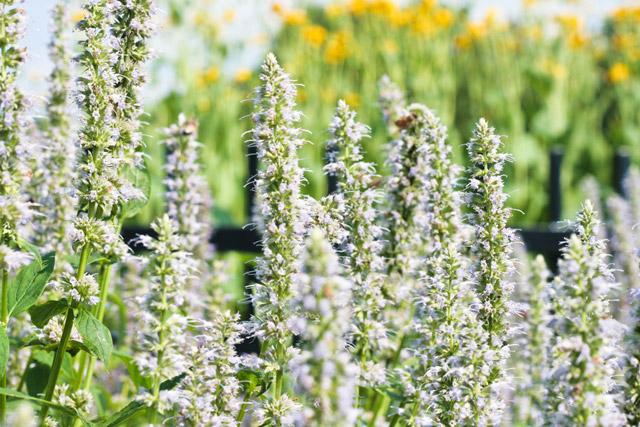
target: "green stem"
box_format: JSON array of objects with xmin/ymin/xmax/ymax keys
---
[
  {"xmin": 16, "ymin": 348, "xmax": 34, "ymax": 392},
  {"xmin": 39, "ymin": 306, "xmax": 75, "ymax": 424},
  {"xmin": 236, "ymin": 383, "xmax": 256, "ymax": 423},
  {"xmin": 149, "ymin": 263, "xmax": 168, "ymax": 425}
]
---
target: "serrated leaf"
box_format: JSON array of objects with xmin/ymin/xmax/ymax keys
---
[
  {"xmin": 120, "ymin": 165, "xmax": 150, "ymax": 219},
  {"xmin": 8, "ymin": 252, "xmax": 55, "ymax": 317},
  {"xmin": 28, "ymin": 300, "xmax": 69, "ymax": 328},
  {"xmin": 75, "ymin": 309, "xmax": 112, "ymax": 364},
  {"xmin": 16, "ymin": 238, "xmax": 42, "ymax": 267},
  {"xmin": 0, "ymin": 329, "xmax": 8, "ymax": 376}
]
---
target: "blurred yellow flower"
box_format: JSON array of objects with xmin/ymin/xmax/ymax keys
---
[
  {"xmin": 369, "ymin": 0, "xmax": 396, "ymax": 16},
  {"xmin": 607, "ymin": 62, "xmax": 630, "ymax": 84},
  {"xmin": 197, "ymin": 97, "xmax": 212, "ymax": 113},
  {"xmin": 194, "ymin": 11, "xmax": 209, "ymax": 26},
  {"xmin": 298, "ymin": 88, "xmax": 308, "ymax": 103},
  {"xmin": 203, "ymin": 66, "xmax": 220, "ymax": 83},
  {"xmin": 527, "ymin": 25, "xmax": 543, "ymax": 41},
  {"xmin": 434, "ymin": 9, "xmax": 453, "ymax": 29},
  {"xmin": 234, "ymin": 68, "xmax": 252, "ymax": 83},
  {"xmin": 383, "ymin": 39, "xmax": 398, "ymax": 55},
  {"xmin": 348, "ymin": 0, "xmax": 368, "ymax": 15},
  {"xmin": 413, "ymin": 19, "xmax": 435, "ymax": 37},
  {"xmin": 325, "ymin": 3, "xmax": 344, "ymax": 19},
  {"xmin": 343, "ymin": 92, "xmax": 361, "ymax": 108},
  {"xmin": 272, "ymin": 2, "xmax": 283, "ymax": 14},
  {"xmin": 303, "ymin": 25, "xmax": 328, "ymax": 48},
  {"xmin": 324, "ymin": 31, "xmax": 350, "ymax": 64},
  {"xmin": 322, "ymin": 88, "xmax": 337, "ymax": 103},
  {"xmin": 72, "ymin": 9, "xmax": 86, "ymax": 23},
  {"xmin": 389, "ymin": 9, "xmax": 411, "ymax": 27},
  {"xmin": 223, "ymin": 9, "xmax": 235, "ymax": 22},
  {"xmin": 284, "ymin": 9, "xmax": 307, "ymax": 26}
]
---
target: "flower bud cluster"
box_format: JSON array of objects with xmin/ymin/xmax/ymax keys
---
[
  {"xmin": 544, "ymin": 201, "xmax": 626, "ymax": 426},
  {"xmin": 70, "ymin": 216, "xmax": 130, "ymax": 259},
  {"xmin": 289, "ymin": 228, "xmax": 359, "ymax": 426},
  {"xmin": 55, "ymin": 272, "xmax": 100, "ymax": 306},
  {"xmin": 53, "ymin": 384, "xmax": 94, "ymax": 416}
]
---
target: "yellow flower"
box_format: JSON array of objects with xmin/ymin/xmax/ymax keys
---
[
  {"xmin": 194, "ymin": 11, "xmax": 209, "ymax": 26},
  {"xmin": 223, "ymin": 9, "xmax": 235, "ymax": 22},
  {"xmin": 434, "ymin": 9, "xmax": 453, "ymax": 29},
  {"xmin": 526, "ymin": 25, "xmax": 543, "ymax": 41},
  {"xmin": 552, "ymin": 63, "xmax": 567, "ymax": 80},
  {"xmin": 72, "ymin": 9, "xmax": 86, "ymax": 23},
  {"xmin": 412, "ymin": 18, "xmax": 435, "ymax": 37},
  {"xmin": 383, "ymin": 39, "xmax": 398, "ymax": 55},
  {"xmin": 203, "ymin": 66, "xmax": 220, "ymax": 83},
  {"xmin": 324, "ymin": 31, "xmax": 350, "ymax": 64},
  {"xmin": 388, "ymin": 9, "xmax": 411, "ymax": 27},
  {"xmin": 343, "ymin": 92, "xmax": 361, "ymax": 108},
  {"xmin": 348, "ymin": 0, "xmax": 368, "ymax": 15},
  {"xmin": 283, "ymin": 9, "xmax": 307, "ymax": 26},
  {"xmin": 325, "ymin": 3, "xmax": 344, "ymax": 19},
  {"xmin": 303, "ymin": 25, "xmax": 328, "ymax": 48},
  {"xmin": 272, "ymin": 2, "xmax": 283, "ymax": 14},
  {"xmin": 234, "ymin": 68, "xmax": 252, "ymax": 83},
  {"xmin": 197, "ymin": 97, "xmax": 212, "ymax": 113},
  {"xmin": 321, "ymin": 88, "xmax": 337, "ymax": 103},
  {"xmin": 298, "ymin": 88, "xmax": 308, "ymax": 104},
  {"xmin": 607, "ymin": 62, "xmax": 630, "ymax": 84},
  {"xmin": 369, "ymin": 0, "xmax": 396, "ymax": 16}
]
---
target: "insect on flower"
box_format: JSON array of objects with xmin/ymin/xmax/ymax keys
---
[{"xmin": 394, "ymin": 112, "xmax": 418, "ymax": 129}]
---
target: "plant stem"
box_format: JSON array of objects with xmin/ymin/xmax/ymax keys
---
[
  {"xmin": 149, "ymin": 262, "xmax": 168, "ymax": 425},
  {"xmin": 38, "ymin": 306, "xmax": 75, "ymax": 424},
  {"xmin": 0, "ymin": 268, "xmax": 7, "ymax": 421},
  {"xmin": 236, "ymin": 383, "xmax": 256, "ymax": 423},
  {"xmin": 39, "ymin": 232, "xmax": 93, "ymax": 424}
]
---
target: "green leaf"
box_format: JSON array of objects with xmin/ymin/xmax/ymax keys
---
[
  {"xmin": 16, "ymin": 238, "xmax": 42, "ymax": 267},
  {"xmin": 75, "ymin": 309, "xmax": 112, "ymax": 364},
  {"xmin": 96, "ymin": 399, "xmax": 145, "ymax": 427},
  {"xmin": 8, "ymin": 252, "xmax": 56, "ymax": 317},
  {"xmin": 25, "ymin": 358, "xmax": 50, "ymax": 397},
  {"xmin": 28, "ymin": 300, "xmax": 69, "ymax": 328},
  {"xmin": 112, "ymin": 350, "xmax": 150, "ymax": 390},
  {"xmin": 120, "ymin": 165, "xmax": 151, "ymax": 219},
  {"xmin": 96, "ymin": 374, "xmax": 185, "ymax": 427},
  {"xmin": 0, "ymin": 329, "xmax": 8, "ymax": 376}
]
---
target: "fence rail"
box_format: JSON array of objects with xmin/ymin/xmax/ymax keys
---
[{"xmin": 121, "ymin": 148, "xmax": 633, "ymax": 263}]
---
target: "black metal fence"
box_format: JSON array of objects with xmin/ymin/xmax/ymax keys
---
[{"xmin": 121, "ymin": 148, "xmax": 634, "ymax": 262}]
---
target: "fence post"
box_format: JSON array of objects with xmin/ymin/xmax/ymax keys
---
[
  {"xmin": 614, "ymin": 148, "xmax": 631, "ymax": 197},
  {"xmin": 549, "ymin": 148, "xmax": 563, "ymax": 223}
]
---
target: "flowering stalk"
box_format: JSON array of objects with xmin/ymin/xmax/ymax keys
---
[
  {"xmin": 544, "ymin": 201, "xmax": 626, "ymax": 426},
  {"xmin": 378, "ymin": 75, "xmax": 406, "ymax": 134},
  {"xmin": 174, "ymin": 311, "xmax": 245, "ymax": 425},
  {"xmin": 324, "ymin": 100, "xmax": 388, "ymax": 377},
  {"xmin": 370, "ymin": 102, "xmax": 434, "ymax": 423},
  {"xmin": 464, "ymin": 118, "xmax": 517, "ymax": 423},
  {"xmin": 401, "ymin": 108, "xmax": 485, "ymax": 425},
  {"xmin": 31, "ymin": 2, "xmax": 75, "ymax": 263},
  {"xmin": 512, "ymin": 255, "xmax": 553, "ymax": 425},
  {"xmin": 74, "ymin": 0, "xmax": 156, "ymax": 396},
  {"xmin": 247, "ymin": 53, "xmax": 307, "ymax": 410},
  {"xmin": 624, "ymin": 285, "xmax": 640, "ymax": 424},
  {"xmin": 134, "ymin": 214, "xmax": 196, "ymax": 423},
  {"xmin": 287, "ymin": 228, "xmax": 358, "ymax": 426},
  {"xmin": 0, "ymin": 0, "xmax": 32, "ymax": 419}
]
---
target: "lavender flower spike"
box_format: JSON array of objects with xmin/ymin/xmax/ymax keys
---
[
  {"xmin": 544, "ymin": 201, "xmax": 626, "ymax": 426},
  {"xmin": 247, "ymin": 53, "xmax": 308, "ymax": 406},
  {"xmin": 465, "ymin": 118, "xmax": 518, "ymax": 423}
]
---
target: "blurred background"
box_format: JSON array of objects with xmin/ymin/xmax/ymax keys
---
[{"xmin": 20, "ymin": 0, "xmax": 640, "ymax": 229}]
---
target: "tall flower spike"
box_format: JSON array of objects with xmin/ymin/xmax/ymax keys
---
[
  {"xmin": 0, "ymin": 0, "xmax": 34, "ymax": 270},
  {"xmin": 247, "ymin": 53, "xmax": 308, "ymax": 406},
  {"xmin": 31, "ymin": 3, "xmax": 76, "ymax": 263},
  {"xmin": 544, "ymin": 201, "xmax": 626, "ymax": 426},
  {"xmin": 111, "ymin": 0, "xmax": 156, "ymax": 169},
  {"xmin": 378, "ymin": 75, "xmax": 406, "ymax": 134},
  {"xmin": 175, "ymin": 311, "xmax": 245, "ymax": 425},
  {"xmin": 464, "ymin": 118, "xmax": 517, "ymax": 423},
  {"xmin": 288, "ymin": 228, "xmax": 359, "ymax": 426},
  {"xmin": 163, "ymin": 114, "xmax": 218, "ymax": 312},
  {"xmin": 324, "ymin": 100, "xmax": 390, "ymax": 370},
  {"xmin": 134, "ymin": 215, "xmax": 197, "ymax": 416},
  {"xmin": 512, "ymin": 255, "xmax": 554, "ymax": 426},
  {"xmin": 403, "ymin": 108, "xmax": 484, "ymax": 425}
]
